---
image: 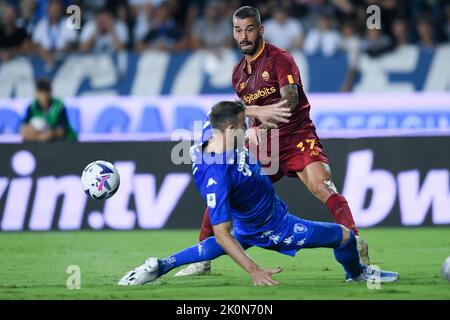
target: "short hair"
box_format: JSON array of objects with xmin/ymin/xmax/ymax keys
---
[
  {"xmin": 233, "ymin": 6, "xmax": 261, "ymax": 26},
  {"xmin": 209, "ymin": 101, "xmax": 246, "ymax": 132},
  {"xmin": 36, "ymin": 78, "xmax": 52, "ymax": 92}
]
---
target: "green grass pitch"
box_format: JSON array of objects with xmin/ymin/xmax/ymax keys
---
[{"xmin": 0, "ymin": 228, "xmax": 449, "ymax": 300}]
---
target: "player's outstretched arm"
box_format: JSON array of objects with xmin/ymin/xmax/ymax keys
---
[
  {"xmin": 213, "ymin": 222, "xmax": 282, "ymax": 286},
  {"xmin": 245, "ymin": 100, "xmax": 291, "ymax": 129}
]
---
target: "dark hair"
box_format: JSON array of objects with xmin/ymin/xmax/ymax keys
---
[
  {"xmin": 233, "ymin": 6, "xmax": 261, "ymax": 26},
  {"xmin": 210, "ymin": 100, "xmax": 246, "ymax": 132},
  {"xmin": 36, "ymin": 78, "xmax": 52, "ymax": 92}
]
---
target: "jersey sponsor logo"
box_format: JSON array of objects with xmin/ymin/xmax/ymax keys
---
[
  {"xmin": 242, "ymin": 87, "xmax": 277, "ymax": 104},
  {"xmin": 293, "ymin": 223, "xmax": 307, "ymax": 233},
  {"xmin": 262, "ymin": 70, "xmax": 270, "ymax": 81},
  {"xmin": 207, "ymin": 193, "xmax": 216, "ymax": 208},
  {"xmin": 237, "ymin": 149, "xmax": 252, "ymax": 176},
  {"xmin": 206, "ymin": 177, "xmax": 217, "ymax": 187}
]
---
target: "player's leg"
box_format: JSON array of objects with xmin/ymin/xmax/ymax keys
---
[
  {"xmin": 174, "ymin": 207, "xmax": 214, "ymax": 277},
  {"xmin": 295, "ymin": 161, "xmax": 370, "ymax": 265},
  {"xmin": 296, "ymin": 161, "xmax": 358, "ymax": 233},
  {"xmin": 300, "ymin": 220, "xmax": 363, "ymax": 279},
  {"xmin": 119, "ymin": 236, "xmax": 251, "ymax": 285},
  {"xmin": 199, "ymin": 207, "xmax": 214, "ymax": 241},
  {"xmin": 300, "ymin": 219, "xmax": 398, "ymax": 282},
  {"xmin": 158, "ymin": 236, "xmax": 226, "ymax": 276}
]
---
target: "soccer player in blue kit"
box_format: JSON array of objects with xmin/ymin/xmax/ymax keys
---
[{"xmin": 118, "ymin": 101, "xmax": 398, "ymax": 286}]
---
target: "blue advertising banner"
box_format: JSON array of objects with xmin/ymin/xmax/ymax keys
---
[
  {"xmin": 0, "ymin": 45, "xmax": 449, "ymax": 99},
  {"xmin": 1, "ymin": 93, "xmax": 449, "ymax": 142}
]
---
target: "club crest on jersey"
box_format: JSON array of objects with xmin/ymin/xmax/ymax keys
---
[
  {"xmin": 294, "ymin": 223, "xmax": 307, "ymax": 234},
  {"xmin": 207, "ymin": 193, "xmax": 216, "ymax": 208},
  {"xmin": 261, "ymin": 70, "xmax": 270, "ymax": 81},
  {"xmin": 240, "ymin": 82, "xmax": 246, "ymax": 90}
]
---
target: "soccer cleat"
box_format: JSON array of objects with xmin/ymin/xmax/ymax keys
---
[
  {"xmin": 346, "ymin": 265, "xmax": 399, "ymax": 283},
  {"xmin": 356, "ymin": 236, "xmax": 371, "ymax": 266},
  {"xmin": 174, "ymin": 261, "xmax": 211, "ymax": 277},
  {"xmin": 118, "ymin": 257, "xmax": 160, "ymax": 286}
]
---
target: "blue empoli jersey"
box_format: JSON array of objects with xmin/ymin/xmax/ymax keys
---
[{"xmin": 190, "ymin": 142, "xmax": 289, "ymax": 237}]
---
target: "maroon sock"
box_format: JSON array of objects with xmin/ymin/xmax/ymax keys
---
[
  {"xmin": 326, "ymin": 194, "xmax": 359, "ymax": 235},
  {"xmin": 199, "ymin": 207, "xmax": 214, "ymax": 241}
]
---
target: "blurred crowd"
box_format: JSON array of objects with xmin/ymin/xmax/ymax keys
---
[{"xmin": 0, "ymin": 0, "xmax": 449, "ymax": 65}]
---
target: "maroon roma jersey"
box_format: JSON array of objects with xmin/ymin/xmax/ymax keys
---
[{"xmin": 232, "ymin": 41, "xmax": 315, "ymax": 136}]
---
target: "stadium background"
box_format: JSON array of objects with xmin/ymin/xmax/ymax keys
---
[{"xmin": 0, "ymin": 0, "xmax": 449, "ymax": 232}]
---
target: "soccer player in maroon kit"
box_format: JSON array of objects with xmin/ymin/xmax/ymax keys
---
[{"xmin": 175, "ymin": 6, "xmax": 370, "ymax": 277}]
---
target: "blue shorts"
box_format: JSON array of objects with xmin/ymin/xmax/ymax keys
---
[{"xmin": 233, "ymin": 214, "xmax": 343, "ymax": 256}]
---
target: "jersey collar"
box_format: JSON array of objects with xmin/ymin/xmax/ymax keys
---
[
  {"xmin": 202, "ymin": 145, "xmax": 237, "ymax": 165},
  {"xmin": 242, "ymin": 40, "xmax": 266, "ymax": 71}
]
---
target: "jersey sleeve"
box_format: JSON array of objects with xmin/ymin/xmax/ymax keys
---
[
  {"xmin": 201, "ymin": 166, "xmax": 232, "ymax": 225},
  {"xmin": 274, "ymin": 52, "xmax": 301, "ymax": 88}
]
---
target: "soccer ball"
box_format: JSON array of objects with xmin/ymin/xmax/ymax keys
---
[
  {"xmin": 81, "ymin": 160, "xmax": 120, "ymax": 200},
  {"xmin": 442, "ymin": 256, "xmax": 450, "ymax": 281}
]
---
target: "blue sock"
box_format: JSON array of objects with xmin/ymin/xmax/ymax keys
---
[
  {"xmin": 333, "ymin": 231, "xmax": 365, "ymax": 279},
  {"xmin": 158, "ymin": 236, "xmax": 226, "ymax": 275}
]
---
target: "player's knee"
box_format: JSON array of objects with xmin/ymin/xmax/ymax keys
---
[
  {"xmin": 311, "ymin": 180, "xmax": 335, "ymax": 202},
  {"xmin": 339, "ymin": 226, "xmax": 351, "ymax": 246}
]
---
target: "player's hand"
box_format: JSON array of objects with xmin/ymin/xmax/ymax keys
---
[
  {"xmin": 37, "ymin": 130, "xmax": 53, "ymax": 142},
  {"xmin": 250, "ymin": 267, "xmax": 282, "ymax": 286},
  {"xmin": 250, "ymin": 100, "xmax": 291, "ymax": 128}
]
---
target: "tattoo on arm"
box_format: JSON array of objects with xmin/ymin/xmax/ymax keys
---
[{"xmin": 280, "ymin": 84, "xmax": 299, "ymax": 111}]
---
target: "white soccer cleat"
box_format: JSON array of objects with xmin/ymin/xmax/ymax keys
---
[
  {"xmin": 174, "ymin": 261, "xmax": 211, "ymax": 277},
  {"xmin": 346, "ymin": 265, "xmax": 399, "ymax": 283},
  {"xmin": 356, "ymin": 236, "xmax": 371, "ymax": 266},
  {"xmin": 118, "ymin": 257, "xmax": 160, "ymax": 286}
]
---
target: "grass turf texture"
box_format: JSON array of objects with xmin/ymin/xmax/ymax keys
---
[{"xmin": 0, "ymin": 228, "xmax": 449, "ymax": 300}]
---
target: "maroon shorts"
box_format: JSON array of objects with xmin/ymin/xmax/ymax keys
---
[{"xmin": 249, "ymin": 130, "xmax": 329, "ymax": 183}]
